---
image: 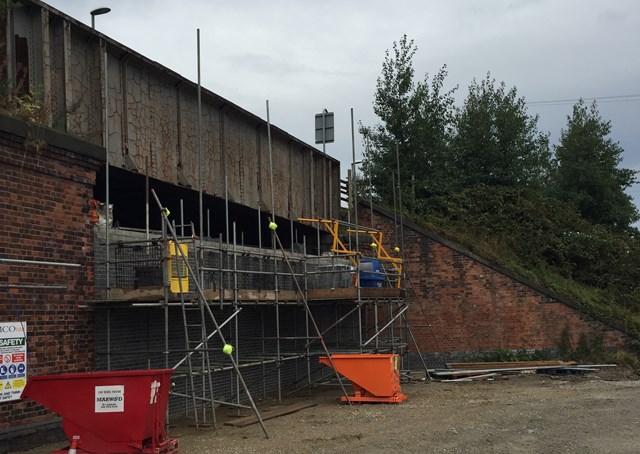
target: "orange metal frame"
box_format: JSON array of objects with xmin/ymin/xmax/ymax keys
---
[{"xmin": 298, "ymin": 218, "xmax": 403, "ymax": 287}]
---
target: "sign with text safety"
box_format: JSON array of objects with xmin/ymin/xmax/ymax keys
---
[{"xmin": 0, "ymin": 322, "xmax": 27, "ymax": 402}]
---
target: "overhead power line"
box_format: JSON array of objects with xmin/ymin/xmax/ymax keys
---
[{"xmin": 527, "ymin": 94, "xmax": 640, "ymax": 107}]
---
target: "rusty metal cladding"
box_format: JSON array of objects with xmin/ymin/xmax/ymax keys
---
[
  {"xmin": 68, "ymin": 31, "xmax": 102, "ymax": 144},
  {"xmin": 313, "ymin": 154, "xmax": 325, "ymax": 218},
  {"xmin": 48, "ymin": 17, "xmax": 67, "ymax": 130},
  {"xmin": 225, "ymin": 111, "xmax": 260, "ymax": 207},
  {"xmin": 119, "ymin": 57, "xmax": 129, "ymax": 161},
  {"xmin": 8, "ymin": 2, "xmax": 340, "ymax": 221},
  {"xmin": 330, "ymin": 162, "xmax": 340, "ymax": 217}
]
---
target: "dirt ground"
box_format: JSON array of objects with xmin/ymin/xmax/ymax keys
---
[{"xmin": 16, "ymin": 368, "xmax": 640, "ymax": 454}]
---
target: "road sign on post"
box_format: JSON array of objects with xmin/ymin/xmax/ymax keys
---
[{"xmin": 315, "ymin": 111, "xmax": 334, "ymax": 144}]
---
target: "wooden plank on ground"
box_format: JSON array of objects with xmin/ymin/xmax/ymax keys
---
[
  {"xmin": 440, "ymin": 373, "xmax": 499, "ymax": 382},
  {"xmin": 224, "ymin": 401, "xmax": 317, "ymax": 428},
  {"xmin": 445, "ymin": 361, "xmax": 576, "ymax": 370},
  {"xmin": 432, "ymin": 364, "xmax": 581, "ymax": 377}
]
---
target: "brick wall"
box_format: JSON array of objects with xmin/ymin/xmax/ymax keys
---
[
  {"xmin": 360, "ymin": 204, "xmax": 628, "ymax": 358},
  {"xmin": 0, "ymin": 119, "xmax": 102, "ymax": 436}
]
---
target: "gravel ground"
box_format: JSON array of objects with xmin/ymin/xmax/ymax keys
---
[{"xmin": 16, "ymin": 368, "xmax": 640, "ymax": 454}]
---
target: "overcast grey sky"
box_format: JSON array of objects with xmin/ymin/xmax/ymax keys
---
[{"xmin": 46, "ymin": 0, "xmax": 640, "ymax": 205}]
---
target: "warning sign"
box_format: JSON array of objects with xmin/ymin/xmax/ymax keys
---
[
  {"xmin": 95, "ymin": 385, "xmax": 125, "ymax": 413},
  {"xmin": 0, "ymin": 322, "xmax": 27, "ymax": 403}
]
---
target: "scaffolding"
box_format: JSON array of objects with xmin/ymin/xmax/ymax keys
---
[
  {"xmin": 86, "ymin": 99, "xmax": 429, "ymax": 435},
  {"xmin": 90, "ymin": 201, "xmax": 426, "ymax": 433}
]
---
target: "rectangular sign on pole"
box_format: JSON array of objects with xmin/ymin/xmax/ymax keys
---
[
  {"xmin": 0, "ymin": 322, "xmax": 27, "ymax": 402},
  {"xmin": 315, "ymin": 111, "xmax": 335, "ymax": 144}
]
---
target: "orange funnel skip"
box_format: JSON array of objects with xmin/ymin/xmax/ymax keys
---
[{"xmin": 319, "ymin": 354, "xmax": 408, "ymax": 403}]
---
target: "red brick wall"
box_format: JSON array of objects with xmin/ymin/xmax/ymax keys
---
[
  {"xmin": 361, "ymin": 205, "xmax": 627, "ymax": 355},
  {"xmin": 0, "ymin": 129, "xmax": 99, "ymax": 430}
]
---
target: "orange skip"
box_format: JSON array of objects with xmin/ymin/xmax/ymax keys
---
[{"xmin": 319, "ymin": 354, "xmax": 408, "ymax": 403}]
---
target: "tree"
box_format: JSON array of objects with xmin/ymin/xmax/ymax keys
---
[
  {"xmin": 359, "ymin": 35, "xmax": 457, "ymax": 207},
  {"xmin": 451, "ymin": 75, "xmax": 551, "ymax": 189},
  {"xmin": 553, "ymin": 100, "xmax": 639, "ymax": 231}
]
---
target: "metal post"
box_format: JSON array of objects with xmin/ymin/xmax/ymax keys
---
[
  {"xmin": 145, "ymin": 157, "xmax": 149, "ymax": 240},
  {"xmin": 303, "ymin": 235, "xmax": 311, "ymax": 393},
  {"xmin": 180, "ymin": 199, "xmax": 184, "ymax": 237},
  {"xmin": 395, "ymin": 143, "xmax": 406, "ymax": 275},
  {"xmin": 389, "ymin": 301, "xmax": 394, "ymax": 352},
  {"xmin": 374, "ymin": 302, "xmax": 379, "ymax": 351},
  {"xmin": 368, "ymin": 165, "xmax": 374, "ymax": 229},
  {"xmin": 225, "ymin": 176, "xmax": 230, "ymax": 246},
  {"xmin": 233, "ymin": 222, "xmax": 240, "ymax": 412},
  {"xmin": 392, "ymin": 171, "xmax": 398, "ymax": 245},
  {"xmin": 266, "ymin": 100, "xmax": 281, "ymax": 402},
  {"xmin": 290, "ymin": 219, "xmax": 294, "ymax": 254},
  {"xmin": 0, "ymin": 258, "xmax": 80, "ymax": 267},
  {"xmin": 322, "ymin": 109, "xmax": 327, "ymax": 219},
  {"xmin": 261, "ymin": 306, "xmax": 266, "ymax": 398},
  {"xmin": 350, "ymin": 108, "xmax": 362, "ymax": 352},
  {"xmin": 218, "ymin": 232, "xmax": 224, "ymax": 310},
  {"xmin": 162, "ymin": 219, "xmax": 169, "ymax": 370},
  {"xmin": 197, "ymin": 29, "xmax": 203, "ymax": 242},
  {"xmin": 347, "ymin": 169, "xmax": 352, "ymax": 249},
  {"xmin": 257, "ymin": 202, "xmax": 262, "ymax": 252},
  {"xmin": 207, "ymin": 209, "xmax": 210, "ymax": 239},
  {"xmin": 106, "ymin": 308, "xmax": 111, "ymax": 371},
  {"xmin": 104, "ymin": 39, "xmax": 110, "ymax": 298}
]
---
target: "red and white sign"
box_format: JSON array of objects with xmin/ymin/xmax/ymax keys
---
[{"xmin": 0, "ymin": 322, "xmax": 27, "ymax": 403}]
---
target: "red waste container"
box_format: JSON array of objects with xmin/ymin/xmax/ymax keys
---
[{"xmin": 21, "ymin": 369, "xmax": 178, "ymax": 454}]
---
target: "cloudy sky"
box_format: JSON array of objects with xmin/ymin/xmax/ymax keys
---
[{"xmin": 47, "ymin": 0, "xmax": 640, "ymax": 205}]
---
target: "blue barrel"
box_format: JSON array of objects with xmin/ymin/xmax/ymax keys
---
[{"xmin": 359, "ymin": 258, "xmax": 385, "ymax": 288}]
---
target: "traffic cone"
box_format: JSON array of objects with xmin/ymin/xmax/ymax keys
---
[{"xmin": 68, "ymin": 439, "xmax": 78, "ymax": 454}]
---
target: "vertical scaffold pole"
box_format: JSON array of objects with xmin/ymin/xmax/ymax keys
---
[
  {"xmin": 269, "ymin": 222, "xmax": 352, "ymax": 405},
  {"xmin": 266, "ymin": 100, "xmax": 282, "ymax": 403},
  {"xmin": 151, "ymin": 189, "xmax": 269, "ymax": 439},
  {"xmin": 350, "ymin": 108, "xmax": 362, "ymax": 353}
]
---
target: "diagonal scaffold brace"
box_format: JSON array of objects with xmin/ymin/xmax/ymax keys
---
[
  {"xmin": 150, "ymin": 189, "xmax": 270, "ymax": 439},
  {"xmin": 268, "ymin": 218, "xmax": 353, "ymax": 405}
]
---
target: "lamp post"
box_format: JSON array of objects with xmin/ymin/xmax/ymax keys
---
[
  {"xmin": 91, "ymin": 5, "xmax": 111, "ymax": 369},
  {"xmin": 90, "ymin": 7, "xmax": 111, "ymax": 29}
]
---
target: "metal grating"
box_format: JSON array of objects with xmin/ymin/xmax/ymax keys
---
[{"xmin": 114, "ymin": 241, "xmax": 164, "ymax": 288}]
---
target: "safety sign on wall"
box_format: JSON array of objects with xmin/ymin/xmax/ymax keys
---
[{"xmin": 0, "ymin": 322, "xmax": 27, "ymax": 403}]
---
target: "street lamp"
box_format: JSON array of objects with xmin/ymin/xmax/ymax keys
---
[
  {"xmin": 91, "ymin": 7, "xmax": 112, "ymax": 353},
  {"xmin": 90, "ymin": 7, "xmax": 111, "ymax": 29}
]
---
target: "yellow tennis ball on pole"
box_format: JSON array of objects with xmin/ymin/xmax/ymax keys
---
[
  {"xmin": 223, "ymin": 344, "xmax": 234, "ymax": 355},
  {"xmin": 370, "ymin": 242, "xmax": 377, "ymax": 248},
  {"xmin": 268, "ymin": 221, "xmax": 278, "ymax": 231},
  {"xmin": 394, "ymin": 246, "xmax": 400, "ymax": 253}
]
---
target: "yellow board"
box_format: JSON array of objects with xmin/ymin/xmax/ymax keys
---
[{"xmin": 169, "ymin": 241, "xmax": 189, "ymax": 293}]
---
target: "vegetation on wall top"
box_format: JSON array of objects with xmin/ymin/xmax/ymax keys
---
[{"xmin": 359, "ymin": 35, "xmax": 640, "ymax": 345}]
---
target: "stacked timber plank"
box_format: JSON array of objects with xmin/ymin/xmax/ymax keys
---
[
  {"xmin": 445, "ymin": 360, "xmax": 575, "ymax": 370},
  {"xmin": 430, "ymin": 360, "xmax": 614, "ymax": 381}
]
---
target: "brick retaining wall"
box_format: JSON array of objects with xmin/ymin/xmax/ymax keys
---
[{"xmin": 360, "ymin": 203, "xmax": 628, "ymax": 356}]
